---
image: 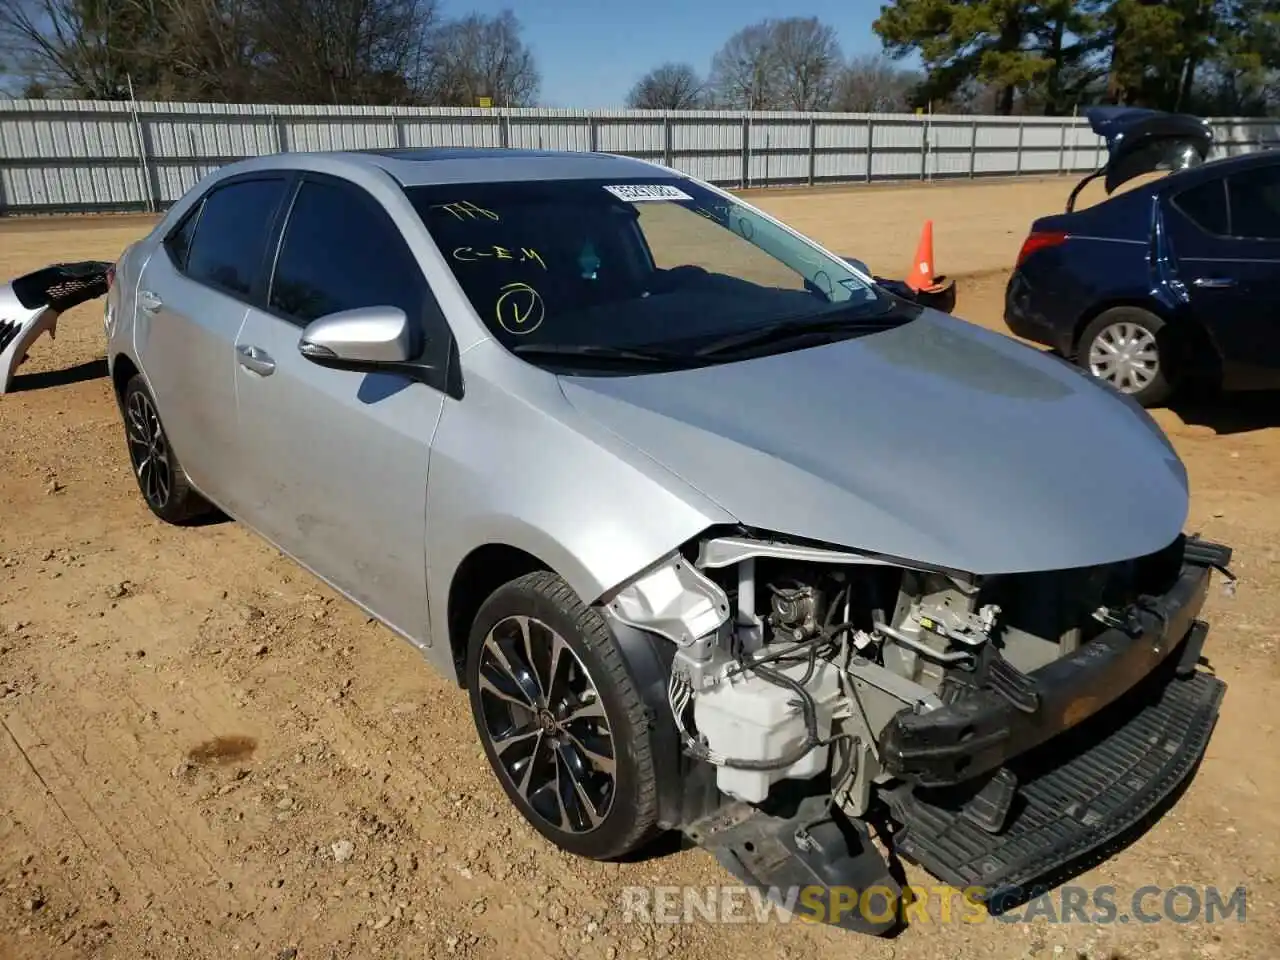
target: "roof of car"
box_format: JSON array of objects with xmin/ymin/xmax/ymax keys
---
[{"xmin": 324, "ymin": 147, "xmax": 676, "ymax": 187}]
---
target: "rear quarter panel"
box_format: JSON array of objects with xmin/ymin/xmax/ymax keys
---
[
  {"xmin": 105, "ymin": 237, "xmax": 156, "ymax": 385},
  {"xmin": 1008, "ymin": 191, "xmax": 1157, "ymax": 356}
]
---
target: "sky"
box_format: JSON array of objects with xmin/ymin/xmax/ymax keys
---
[{"xmin": 455, "ymin": 0, "xmax": 907, "ymax": 109}]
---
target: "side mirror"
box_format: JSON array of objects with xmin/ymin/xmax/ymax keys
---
[
  {"xmin": 841, "ymin": 256, "xmax": 871, "ymax": 277},
  {"xmin": 298, "ymin": 306, "xmax": 416, "ymax": 369}
]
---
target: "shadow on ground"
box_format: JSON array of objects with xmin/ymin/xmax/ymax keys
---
[
  {"xmin": 1169, "ymin": 390, "xmax": 1280, "ymax": 436},
  {"xmin": 11, "ymin": 357, "xmax": 107, "ymax": 392}
]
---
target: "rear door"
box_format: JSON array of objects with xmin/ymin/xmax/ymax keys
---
[
  {"xmin": 134, "ymin": 174, "xmax": 291, "ymax": 506},
  {"xmin": 1167, "ymin": 163, "xmax": 1280, "ymax": 389},
  {"xmin": 231, "ymin": 173, "xmax": 450, "ymax": 644}
]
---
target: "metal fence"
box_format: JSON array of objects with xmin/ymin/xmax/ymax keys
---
[{"xmin": 1, "ymin": 99, "xmax": 1277, "ymax": 215}]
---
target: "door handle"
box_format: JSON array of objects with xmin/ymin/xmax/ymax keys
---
[
  {"xmin": 236, "ymin": 344, "xmax": 276, "ymax": 377},
  {"xmin": 1192, "ymin": 277, "xmax": 1237, "ymax": 289},
  {"xmin": 138, "ymin": 289, "xmax": 163, "ymax": 313}
]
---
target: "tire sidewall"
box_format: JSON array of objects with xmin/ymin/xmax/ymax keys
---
[
  {"xmin": 1078, "ymin": 307, "xmax": 1172, "ymax": 407},
  {"xmin": 465, "ymin": 576, "xmax": 653, "ymax": 860},
  {"xmin": 122, "ymin": 375, "xmax": 198, "ymax": 523}
]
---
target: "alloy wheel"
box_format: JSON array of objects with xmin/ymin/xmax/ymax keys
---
[
  {"xmin": 1087, "ymin": 320, "xmax": 1159, "ymax": 394},
  {"xmin": 475, "ymin": 614, "xmax": 616, "ymax": 834},
  {"xmin": 125, "ymin": 390, "xmax": 172, "ymax": 509}
]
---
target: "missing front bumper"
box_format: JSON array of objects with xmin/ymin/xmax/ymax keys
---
[
  {"xmin": 877, "ymin": 541, "xmax": 1225, "ymax": 788},
  {"xmin": 887, "ymin": 648, "xmax": 1225, "ymax": 898}
]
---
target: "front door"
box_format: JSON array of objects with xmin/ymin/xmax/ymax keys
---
[
  {"xmin": 134, "ymin": 175, "xmax": 290, "ymax": 505},
  {"xmin": 232, "ymin": 174, "xmax": 449, "ymax": 644}
]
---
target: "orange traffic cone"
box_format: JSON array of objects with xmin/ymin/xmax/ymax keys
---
[
  {"xmin": 907, "ymin": 220, "xmax": 938, "ymax": 292},
  {"xmin": 905, "ymin": 219, "xmax": 956, "ymax": 313}
]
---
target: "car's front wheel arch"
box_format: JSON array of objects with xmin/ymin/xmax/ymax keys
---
[
  {"xmin": 447, "ymin": 543, "xmax": 551, "ymax": 685},
  {"xmin": 464, "ymin": 569, "xmax": 665, "ymax": 859}
]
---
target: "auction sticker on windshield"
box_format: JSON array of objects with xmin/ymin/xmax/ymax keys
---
[{"xmin": 604, "ymin": 184, "xmax": 694, "ymax": 202}]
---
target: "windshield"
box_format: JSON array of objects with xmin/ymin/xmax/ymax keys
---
[{"xmin": 404, "ymin": 177, "xmax": 885, "ymax": 364}]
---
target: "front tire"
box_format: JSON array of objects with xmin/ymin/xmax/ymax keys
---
[
  {"xmin": 121, "ymin": 375, "xmax": 212, "ymax": 524},
  {"xmin": 1078, "ymin": 307, "xmax": 1172, "ymax": 407},
  {"xmin": 465, "ymin": 571, "xmax": 660, "ymax": 860}
]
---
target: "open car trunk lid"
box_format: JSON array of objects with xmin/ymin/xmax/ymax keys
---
[{"xmin": 1087, "ymin": 106, "xmax": 1214, "ymax": 195}]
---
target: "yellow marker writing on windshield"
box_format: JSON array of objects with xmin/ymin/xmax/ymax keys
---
[
  {"xmin": 433, "ymin": 200, "xmax": 500, "ymax": 222},
  {"xmin": 495, "ymin": 282, "xmax": 545, "ymax": 336},
  {"xmin": 452, "ymin": 246, "xmax": 547, "ymax": 269}
]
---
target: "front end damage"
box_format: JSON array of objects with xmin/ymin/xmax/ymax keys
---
[{"xmin": 598, "ymin": 529, "xmax": 1232, "ymax": 933}]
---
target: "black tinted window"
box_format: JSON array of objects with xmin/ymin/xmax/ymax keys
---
[
  {"xmin": 1228, "ymin": 166, "xmax": 1280, "ymax": 240},
  {"xmin": 1173, "ymin": 180, "xmax": 1228, "ymax": 235},
  {"xmin": 185, "ymin": 178, "xmax": 287, "ymax": 296},
  {"xmin": 403, "ymin": 178, "xmax": 880, "ymax": 359},
  {"xmin": 164, "ymin": 201, "xmax": 202, "ymax": 270},
  {"xmin": 269, "ymin": 179, "xmax": 426, "ymax": 325}
]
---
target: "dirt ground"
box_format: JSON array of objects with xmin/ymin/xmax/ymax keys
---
[{"xmin": 1, "ymin": 174, "xmax": 1278, "ymax": 960}]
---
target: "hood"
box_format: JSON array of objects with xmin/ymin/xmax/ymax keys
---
[
  {"xmin": 1085, "ymin": 106, "xmax": 1213, "ymax": 194},
  {"xmin": 559, "ymin": 312, "xmax": 1189, "ymax": 576}
]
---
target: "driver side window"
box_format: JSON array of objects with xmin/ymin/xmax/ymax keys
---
[{"xmin": 269, "ymin": 179, "xmax": 430, "ymax": 327}]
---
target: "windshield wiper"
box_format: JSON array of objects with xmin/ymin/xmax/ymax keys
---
[
  {"xmin": 511, "ymin": 342, "xmax": 704, "ymax": 366},
  {"xmin": 691, "ymin": 303, "xmax": 907, "ymax": 359}
]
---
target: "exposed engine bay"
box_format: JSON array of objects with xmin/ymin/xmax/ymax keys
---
[{"xmin": 603, "ymin": 529, "xmax": 1231, "ymax": 929}]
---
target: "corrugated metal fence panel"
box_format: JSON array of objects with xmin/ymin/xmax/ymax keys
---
[
  {"xmin": 597, "ymin": 117, "xmax": 664, "ymax": 155},
  {"xmin": 0, "ymin": 99, "xmax": 1273, "ymax": 214},
  {"xmin": 282, "ymin": 119, "xmax": 399, "ymax": 152},
  {"xmin": 1, "ymin": 163, "xmax": 146, "ymax": 209},
  {"xmin": 402, "ymin": 116, "xmax": 503, "ymax": 148},
  {"xmin": 147, "ymin": 117, "xmax": 277, "ymax": 158},
  {"xmin": 508, "ymin": 118, "xmax": 592, "ymax": 151},
  {"xmin": 151, "ymin": 162, "xmax": 224, "ymax": 205}
]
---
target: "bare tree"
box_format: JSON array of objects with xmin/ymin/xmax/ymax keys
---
[
  {"xmin": 251, "ymin": 0, "xmax": 441, "ymax": 104},
  {"xmin": 0, "ymin": 0, "xmax": 147, "ymax": 98},
  {"xmin": 431, "ymin": 8, "xmax": 539, "ymax": 106},
  {"xmin": 708, "ymin": 21, "xmax": 779, "ymax": 108},
  {"xmin": 152, "ymin": 0, "xmax": 261, "ymax": 102},
  {"xmin": 833, "ymin": 54, "xmax": 921, "ymax": 112},
  {"xmin": 707, "ymin": 17, "xmax": 846, "ymax": 110},
  {"xmin": 0, "ymin": 0, "xmax": 545, "ymax": 107},
  {"xmin": 770, "ymin": 17, "xmax": 842, "ymax": 110},
  {"xmin": 625, "ymin": 62, "xmax": 703, "ymax": 109}
]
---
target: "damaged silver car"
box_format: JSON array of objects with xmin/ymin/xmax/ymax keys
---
[{"xmin": 14, "ymin": 147, "xmax": 1233, "ymax": 933}]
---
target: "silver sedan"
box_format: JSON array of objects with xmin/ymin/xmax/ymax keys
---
[{"xmin": 95, "ymin": 147, "xmax": 1225, "ymax": 932}]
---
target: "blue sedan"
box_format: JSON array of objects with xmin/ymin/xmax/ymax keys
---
[{"xmin": 1005, "ymin": 107, "xmax": 1280, "ymax": 407}]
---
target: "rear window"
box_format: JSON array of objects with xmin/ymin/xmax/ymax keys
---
[
  {"xmin": 1172, "ymin": 179, "xmax": 1228, "ymax": 235},
  {"xmin": 1227, "ymin": 166, "xmax": 1280, "ymax": 240},
  {"xmin": 185, "ymin": 178, "xmax": 288, "ymax": 297}
]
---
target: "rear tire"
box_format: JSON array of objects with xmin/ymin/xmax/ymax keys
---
[
  {"xmin": 1077, "ymin": 307, "xmax": 1172, "ymax": 407},
  {"xmin": 465, "ymin": 571, "xmax": 660, "ymax": 860},
  {"xmin": 121, "ymin": 374, "xmax": 212, "ymax": 524}
]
